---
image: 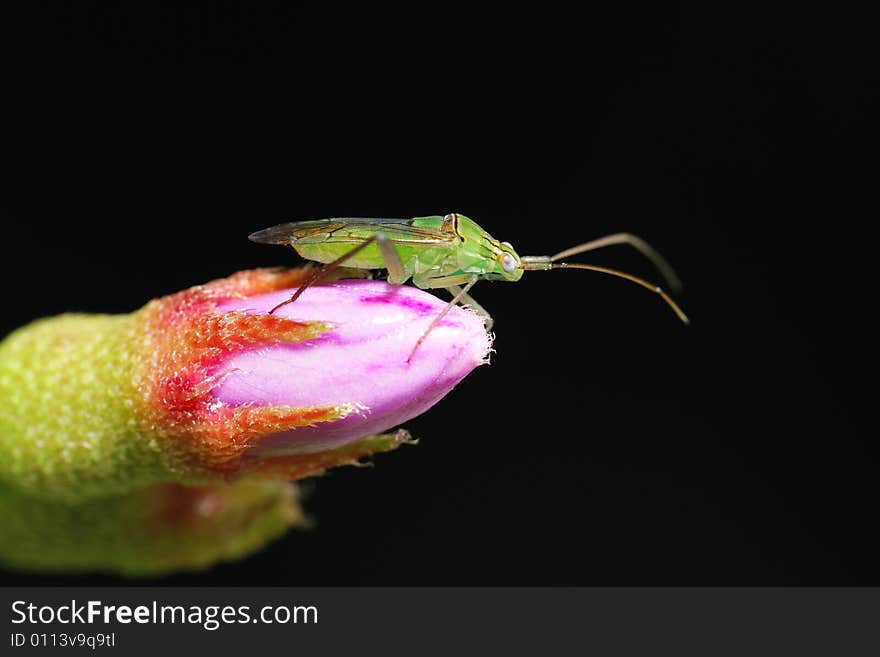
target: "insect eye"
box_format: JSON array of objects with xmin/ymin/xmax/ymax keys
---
[{"xmin": 500, "ymin": 253, "xmax": 517, "ymax": 273}]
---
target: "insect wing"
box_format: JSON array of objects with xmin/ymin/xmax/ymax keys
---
[
  {"xmin": 250, "ymin": 218, "xmax": 456, "ymax": 246},
  {"xmin": 248, "ymin": 220, "xmax": 348, "ymax": 245}
]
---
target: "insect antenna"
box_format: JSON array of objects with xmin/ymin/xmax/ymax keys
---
[
  {"xmin": 550, "ymin": 233, "xmax": 683, "ymax": 293},
  {"xmin": 549, "ymin": 262, "xmax": 690, "ymax": 324}
]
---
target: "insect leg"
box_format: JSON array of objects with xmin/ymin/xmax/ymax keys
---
[
  {"xmin": 416, "ymin": 271, "xmax": 493, "ymax": 326},
  {"xmin": 268, "ymin": 237, "xmax": 378, "ymax": 314},
  {"xmin": 375, "ymin": 232, "xmax": 407, "ymax": 285},
  {"xmin": 411, "ymin": 272, "xmax": 474, "ymax": 289},
  {"xmin": 550, "ymin": 233, "xmax": 683, "ymax": 293},
  {"xmin": 407, "ymin": 275, "xmax": 479, "ymax": 363},
  {"xmin": 445, "ymin": 284, "xmax": 493, "ymax": 331}
]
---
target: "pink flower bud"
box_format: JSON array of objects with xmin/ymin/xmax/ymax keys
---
[{"xmin": 214, "ymin": 279, "xmax": 492, "ymax": 459}]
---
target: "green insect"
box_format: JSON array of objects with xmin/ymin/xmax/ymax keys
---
[{"xmin": 249, "ymin": 213, "xmax": 688, "ymax": 359}]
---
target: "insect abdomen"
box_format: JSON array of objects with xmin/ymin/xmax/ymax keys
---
[{"xmin": 293, "ymin": 243, "xmax": 380, "ymax": 268}]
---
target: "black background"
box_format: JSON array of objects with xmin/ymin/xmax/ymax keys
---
[{"xmin": 2, "ymin": 4, "xmax": 875, "ymax": 585}]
